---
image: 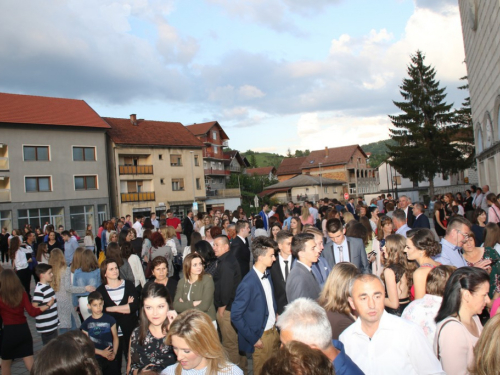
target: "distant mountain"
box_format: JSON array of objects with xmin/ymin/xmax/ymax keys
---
[
  {"xmin": 240, "ymin": 150, "xmax": 285, "ymax": 169},
  {"xmin": 361, "ymin": 139, "xmax": 396, "ymax": 168}
]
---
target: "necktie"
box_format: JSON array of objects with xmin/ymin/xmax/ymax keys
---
[
  {"xmin": 261, "ymin": 272, "xmax": 269, "ymax": 280},
  {"xmin": 284, "ymin": 260, "xmax": 289, "ymax": 281},
  {"xmin": 338, "ymin": 245, "xmax": 344, "ymax": 262}
]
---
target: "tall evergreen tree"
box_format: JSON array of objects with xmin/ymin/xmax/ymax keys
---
[
  {"xmin": 453, "ymin": 76, "xmax": 475, "ymax": 165},
  {"xmin": 387, "ymin": 51, "xmax": 472, "ymax": 197}
]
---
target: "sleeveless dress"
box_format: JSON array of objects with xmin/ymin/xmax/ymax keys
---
[
  {"xmin": 435, "ymin": 209, "xmax": 446, "ymax": 237},
  {"xmin": 384, "ymin": 264, "xmax": 410, "ymax": 316},
  {"xmin": 410, "ymin": 263, "xmax": 437, "ymax": 300}
]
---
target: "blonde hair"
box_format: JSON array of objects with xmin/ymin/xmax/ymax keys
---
[
  {"xmin": 49, "ymin": 249, "xmax": 67, "ymax": 292},
  {"xmin": 167, "ymin": 310, "xmax": 231, "ymax": 375},
  {"xmin": 318, "ymin": 262, "xmax": 360, "ymax": 315},
  {"xmin": 301, "ymin": 206, "xmax": 310, "ymax": 221},
  {"xmin": 342, "ymin": 212, "xmax": 355, "ymax": 224},
  {"xmin": 469, "ymin": 314, "xmax": 500, "ymax": 375},
  {"xmin": 70, "ymin": 247, "xmax": 85, "ymax": 273},
  {"xmin": 160, "ymin": 226, "xmax": 176, "ymax": 241}
]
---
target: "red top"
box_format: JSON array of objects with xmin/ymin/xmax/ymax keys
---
[
  {"xmin": 0, "ymin": 292, "xmax": 42, "ymax": 325},
  {"xmin": 167, "ymin": 217, "xmax": 181, "ymax": 240}
]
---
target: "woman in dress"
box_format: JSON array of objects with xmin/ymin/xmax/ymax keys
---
[
  {"xmin": 36, "ymin": 242, "xmax": 50, "ymax": 264},
  {"xmin": 162, "ymin": 309, "xmax": 243, "ymax": 375},
  {"xmin": 433, "ymin": 201, "xmax": 447, "ymax": 239},
  {"xmin": 173, "ymin": 252, "xmax": 216, "ymax": 324},
  {"xmin": 381, "ymin": 234, "xmax": 412, "ymax": 316},
  {"xmin": 193, "ymin": 213, "xmax": 204, "ymax": 233},
  {"xmin": 144, "ymin": 256, "xmax": 177, "ymax": 303},
  {"xmin": 404, "ymin": 229, "xmax": 441, "ymax": 300},
  {"xmin": 128, "ymin": 283, "xmax": 177, "ymax": 375},
  {"xmin": 486, "ymin": 192, "xmax": 500, "ymax": 224},
  {"xmin": 371, "ymin": 215, "xmax": 393, "ymax": 276},
  {"xmin": 106, "ymin": 242, "xmax": 135, "ymax": 284},
  {"xmin": 367, "ymin": 206, "xmax": 379, "ymax": 232},
  {"xmin": 434, "ymin": 267, "xmax": 490, "ymax": 375},
  {"xmin": 0, "ymin": 269, "xmax": 52, "ymax": 375},
  {"xmin": 9, "ymin": 236, "xmax": 32, "ymax": 298},
  {"xmin": 289, "ymin": 217, "xmax": 302, "ymax": 236},
  {"xmin": 300, "ymin": 206, "xmax": 314, "ymax": 226},
  {"xmin": 318, "ymin": 262, "xmax": 360, "ymax": 340},
  {"xmin": 195, "ymin": 240, "xmax": 217, "ymax": 276},
  {"xmin": 443, "ymin": 193, "xmax": 455, "ymax": 221},
  {"xmin": 471, "ymin": 209, "xmax": 487, "ymax": 247},
  {"xmin": 269, "ymin": 222, "xmax": 281, "ymax": 242},
  {"xmin": 96, "ymin": 259, "xmax": 139, "ymax": 370},
  {"xmin": 73, "ymin": 249, "xmax": 102, "ymax": 321},
  {"xmin": 483, "ymin": 222, "xmax": 500, "ymax": 254},
  {"xmin": 35, "ymin": 227, "xmax": 45, "ymax": 245}
]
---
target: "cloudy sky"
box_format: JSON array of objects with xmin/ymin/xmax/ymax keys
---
[{"xmin": 0, "ymin": 0, "xmax": 466, "ymax": 155}]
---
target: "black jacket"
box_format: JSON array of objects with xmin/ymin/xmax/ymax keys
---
[
  {"xmin": 230, "ymin": 236, "xmax": 250, "ymax": 277},
  {"xmin": 213, "ymin": 251, "xmax": 241, "ymax": 311}
]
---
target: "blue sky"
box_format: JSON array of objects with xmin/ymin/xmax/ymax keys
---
[{"xmin": 0, "ymin": 0, "xmax": 465, "ymax": 155}]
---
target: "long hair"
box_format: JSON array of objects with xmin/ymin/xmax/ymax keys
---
[
  {"xmin": 359, "ymin": 216, "xmax": 373, "ymax": 240},
  {"xmin": 80, "ymin": 249, "xmax": 98, "ymax": 272},
  {"xmin": 36, "ymin": 242, "xmax": 48, "ymax": 262},
  {"xmin": 183, "ymin": 252, "xmax": 205, "ymax": 281},
  {"xmin": 472, "ymin": 208, "xmax": 486, "ymax": 225},
  {"xmin": 318, "ymin": 263, "xmax": 360, "ymax": 315},
  {"xmin": 469, "ymin": 314, "xmax": 500, "ymax": 375},
  {"xmin": 301, "ymin": 206, "xmax": 310, "ymax": 221},
  {"xmin": 8, "ymin": 236, "xmax": 21, "ymax": 261},
  {"xmin": 408, "ymin": 228, "xmax": 442, "ymax": 258},
  {"xmin": 381, "ymin": 234, "xmax": 416, "ymax": 290},
  {"xmin": 189, "ymin": 232, "xmax": 202, "ymax": 254},
  {"xmin": 486, "ymin": 192, "xmax": 500, "ymax": 211},
  {"xmin": 48, "ymin": 249, "xmax": 67, "ymax": 292},
  {"xmin": 31, "ymin": 330, "xmax": 102, "ymax": 375},
  {"xmin": 0, "ymin": 269, "xmax": 24, "ymax": 307},
  {"xmin": 290, "ymin": 217, "xmax": 302, "ymax": 235},
  {"xmin": 70, "ymin": 247, "xmax": 85, "ymax": 273},
  {"xmin": 167, "ymin": 310, "xmax": 230, "ymax": 375},
  {"xmin": 138, "ymin": 283, "xmax": 171, "ymax": 345},
  {"xmin": 195, "ymin": 240, "xmax": 216, "ymax": 265},
  {"xmin": 484, "ymin": 223, "xmax": 500, "ymax": 248},
  {"xmin": 106, "ymin": 242, "xmax": 123, "ymax": 267},
  {"xmin": 376, "ymin": 216, "xmax": 393, "ymax": 241},
  {"xmin": 435, "ymin": 267, "xmax": 490, "ymax": 323}
]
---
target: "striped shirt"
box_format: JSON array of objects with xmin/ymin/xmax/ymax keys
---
[
  {"xmin": 33, "ymin": 282, "xmax": 59, "ymax": 333},
  {"xmin": 105, "ymin": 280, "xmax": 125, "ymax": 336}
]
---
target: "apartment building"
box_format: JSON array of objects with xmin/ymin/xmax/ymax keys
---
[
  {"xmin": 0, "ymin": 93, "xmax": 111, "ymax": 233},
  {"xmin": 105, "ymin": 115, "xmax": 206, "ymax": 219}
]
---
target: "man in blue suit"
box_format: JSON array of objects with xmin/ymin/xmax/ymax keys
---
[
  {"xmin": 411, "ymin": 203, "xmax": 431, "ymax": 229},
  {"xmin": 259, "ymin": 203, "xmax": 270, "ymax": 231},
  {"xmin": 231, "ymin": 236, "xmax": 279, "ymax": 375}
]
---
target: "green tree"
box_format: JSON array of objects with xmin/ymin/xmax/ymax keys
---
[
  {"xmin": 452, "ymin": 76, "xmax": 475, "ymax": 166},
  {"xmin": 387, "ymin": 51, "xmax": 472, "ymax": 197},
  {"xmin": 250, "ymin": 154, "xmax": 257, "ymax": 168}
]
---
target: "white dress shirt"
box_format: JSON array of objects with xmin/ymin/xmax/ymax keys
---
[
  {"xmin": 334, "ymin": 237, "xmax": 350, "ymax": 263},
  {"xmin": 132, "ymin": 220, "xmax": 143, "ymax": 238},
  {"xmin": 279, "ymin": 253, "xmax": 292, "ymax": 281},
  {"xmin": 296, "ymin": 260, "xmax": 312, "ymax": 272},
  {"xmin": 340, "ymin": 311, "xmax": 445, "ymax": 375},
  {"xmin": 253, "ymin": 267, "xmax": 276, "ymax": 331}
]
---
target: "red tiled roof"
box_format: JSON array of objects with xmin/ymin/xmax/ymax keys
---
[
  {"xmin": 247, "ymin": 166, "xmax": 276, "ymax": 176},
  {"xmin": 185, "ymin": 121, "xmax": 229, "ymax": 140},
  {"xmin": 104, "ymin": 117, "xmax": 204, "ymax": 147},
  {"xmin": 258, "ymin": 187, "xmax": 290, "ymax": 198},
  {"xmin": 301, "ymin": 145, "xmax": 367, "ymax": 169},
  {"xmin": 0, "ymin": 92, "xmax": 110, "ymax": 128},
  {"xmin": 277, "ymin": 156, "xmax": 307, "ymax": 175}
]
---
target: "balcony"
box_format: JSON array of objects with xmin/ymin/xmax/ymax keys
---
[
  {"xmin": 206, "ymin": 188, "xmax": 241, "ymax": 198},
  {"xmin": 119, "ymin": 165, "xmax": 153, "ymax": 175},
  {"xmin": 203, "ymin": 150, "xmax": 230, "ymax": 159},
  {"xmin": 121, "ymin": 191, "xmax": 155, "ymax": 202},
  {"xmin": 0, "ymin": 189, "xmax": 11, "ymax": 202},
  {"xmin": 204, "ymin": 168, "xmax": 230, "ymax": 176}
]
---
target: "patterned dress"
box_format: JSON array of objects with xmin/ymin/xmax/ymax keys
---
[{"xmin": 129, "ymin": 327, "xmax": 177, "ymax": 374}]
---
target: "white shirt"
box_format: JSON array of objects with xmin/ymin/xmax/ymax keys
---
[
  {"xmin": 253, "ymin": 266, "xmax": 276, "ymax": 331},
  {"xmin": 279, "ymin": 253, "xmax": 292, "ymax": 281},
  {"xmin": 396, "ymin": 224, "xmax": 410, "ymax": 238},
  {"xmin": 296, "ymin": 260, "xmax": 312, "ymax": 272},
  {"xmin": 309, "ymin": 206, "xmax": 318, "ymax": 221},
  {"xmin": 334, "ymin": 237, "xmax": 350, "ymax": 263},
  {"xmin": 15, "ymin": 250, "xmax": 29, "ymax": 270},
  {"xmin": 133, "ymin": 221, "xmax": 143, "ymax": 238},
  {"xmin": 340, "ymin": 311, "xmax": 445, "ymax": 375}
]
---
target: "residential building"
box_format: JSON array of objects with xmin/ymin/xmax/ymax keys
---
[
  {"xmin": 186, "ymin": 121, "xmax": 242, "ymax": 212},
  {"xmin": 260, "ymin": 175, "xmax": 344, "ymax": 203},
  {"xmin": 105, "ymin": 115, "xmax": 206, "ymax": 220},
  {"xmin": 276, "ymin": 156, "xmax": 307, "ymax": 182},
  {"xmin": 458, "ymin": 0, "xmax": 500, "ymax": 193},
  {"xmin": 224, "ymin": 150, "xmax": 250, "ymax": 176},
  {"xmin": 246, "ymin": 166, "xmax": 277, "ymax": 180},
  {"xmin": 0, "ymin": 93, "xmax": 110, "ymax": 233}
]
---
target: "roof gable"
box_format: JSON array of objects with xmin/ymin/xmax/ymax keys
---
[
  {"xmin": 276, "ymin": 156, "xmax": 307, "ymax": 175},
  {"xmin": 246, "ymin": 166, "xmax": 276, "ymax": 176},
  {"xmin": 301, "ymin": 145, "xmax": 367, "ymax": 169},
  {"xmin": 185, "ymin": 121, "xmax": 229, "ymax": 140},
  {"xmin": 0, "ymin": 92, "xmax": 110, "ymax": 128}
]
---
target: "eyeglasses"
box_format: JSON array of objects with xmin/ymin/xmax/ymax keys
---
[{"xmin": 456, "ymin": 229, "xmax": 471, "ymax": 240}]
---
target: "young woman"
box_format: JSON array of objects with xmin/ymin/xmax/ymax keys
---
[
  {"xmin": 9, "ymin": 236, "xmax": 32, "ymax": 298},
  {"xmin": 96, "ymin": 259, "xmax": 139, "ymax": 370},
  {"xmin": 72, "ymin": 249, "xmax": 101, "ymax": 321},
  {"xmin": 443, "ymin": 193, "xmax": 455, "ymax": 220},
  {"xmin": 144, "ymin": 256, "xmax": 177, "ymax": 303},
  {"xmin": 141, "ymin": 229, "xmax": 153, "ymax": 265},
  {"xmin": 49, "ymin": 249, "xmax": 94, "ymax": 332},
  {"xmin": 128, "ymin": 283, "xmax": 177, "ymax": 375},
  {"xmin": 213, "ymin": 216, "xmax": 221, "ymax": 228},
  {"xmin": 289, "ymin": 217, "xmax": 302, "ymax": 236},
  {"xmin": 269, "ymin": 223, "xmax": 281, "ymax": 242},
  {"xmin": 106, "ymin": 242, "xmax": 135, "ymax": 284},
  {"xmin": 433, "ymin": 201, "xmax": 447, "ymax": 238},
  {"xmin": 381, "ymin": 234, "xmax": 412, "ymax": 316},
  {"xmin": 36, "ymin": 242, "xmax": 50, "ymax": 264},
  {"xmin": 162, "ymin": 309, "xmax": 243, "ymax": 374},
  {"xmin": 486, "ymin": 192, "xmax": 500, "ymax": 224},
  {"xmin": 434, "ymin": 267, "xmax": 490, "ymax": 375},
  {"xmin": 194, "ymin": 241, "xmax": 217, "ymax": 276},
  {"xmin": 173, "ymin": 253, "xmax": 216, "ymax": 324},
  {"xmin": 404, "ymin": 229, "xmax": 441, "ymax": 300},
  {"xmin": 108, "ymin": 231, "xmax": 119, "ymax": 245},
  {"xmin": 471, "ymin": 209, "xmax": 487, "ymax": 246},
  {"xmin": 149, "ymin": 232, "xmax": 174, "ymax": 279},
  {"xmin": 46, "ymin": 231, "xmax": 60, "ymax": 254},
  {"xmin": 182, "ymin": 232, "xmax": 202, "ymax": 260},
  {"xmin": 35, "ymin": 227, "xmax": 45, "ymax": 245},
  {"xmin": 469, "ymin": 314, "xmax": 500, "ymax": 375},
  {"xmin": 70, "ymin": 247, "xmax": 85, "ymax": 283},
  {"xmin": 162, "ymin": 226, "xmax": 178, "ymax": 257},
  {"xmin": 483, "ymin": 222, "xmax": 500, "ymax": 254},
  {"xmin": 199, "ymin": 216, "xmax": 212, "ymax": 239},
  {"xmin": 0, "ymin": 269, "xmax": 53, "ymax": 375},
  {"xmin": 371, "ymin": 216, "xmax": 393, "ymax": 276},
  {"xmin": 299, "ymin": 206, "xmax": 313, "ymax": 226},
  {"xmin": 367, "ymin": 206, "xmax": 380, "ymax": 232},
  {"xmin": 83, "ymin": 229, "xmax": 95, "ymax": 252},
  {"xmin": 122, "ymin": 242, "xmax": 146, "ymax": 291}
]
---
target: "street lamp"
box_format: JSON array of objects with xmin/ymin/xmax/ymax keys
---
[
  {"xmin": 319, "ymin": 162, "xmax": 323, "ymax": 198},
  {"xmin": 190, "ymin": 151, "xmax": 197, "ymax": 213}
]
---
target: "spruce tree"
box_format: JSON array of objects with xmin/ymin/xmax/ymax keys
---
[{"xmin": 387, "ymin": 51, "xmax": 470, "ymax": 197}]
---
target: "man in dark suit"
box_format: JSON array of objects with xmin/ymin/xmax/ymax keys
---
[
  {"xmin": 346, "ymin": 197, "xmax": 356, "ymax": 215},
  {"xmin": 230, "ymin": 220, "xmax": 251, "ymax": 277},
  {"xmin": 286, "ymin": 233, "xmax": 322, "ymax": 303},
  {"xmin": 323, "ymin": 218, "xmax": 370, "ymax": 274},
  {"xmin": 213, "ymin": 235, "xmax": 247, "ymax": 373},
  {"xmin": 399, "ymin": 195, "xmax": 415, "ymax": 228},
  {"xmin": 270, "ymin": 230, "xmax": 294, "ymax": 314},
  {"xmin": 232, "ymin": 236, "xmax": 280, "ymax": 375},
  {"xmin": 411, "ymin": 203, "xmax": 431, "ymax": 229},
  {"xmin": 182, "ymin": 210, "xmax": 194, "ymax": 245}
]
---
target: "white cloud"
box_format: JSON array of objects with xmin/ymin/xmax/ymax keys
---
[{"xmin": 238, "ymin": 85, "xmax": 266, "ymax": 99}]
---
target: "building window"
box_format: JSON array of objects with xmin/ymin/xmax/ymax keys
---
[
  {"xmin": 196, "ymin": 178, "xmax": 201, "ymax": 190},
  {"xmin": 73, "ymin": 147, "xmax": 96, "ymax": 161},
  {"xmin": 23, "ymin": 146, "xmax": 49, "ymax": 161},
  {"xmin": 25, "ymin": 176, "xmax": 51, "ymax": 192},
  {"xmin": 97, "ymin": 204, "xmax": 107, "ymax": 225},
  {"xmin": 213, "ymin": 131, "xmax": 217, "ymax": 140},
  {"xmin": 18, "ymin": 207, "xmax": 64, "ymax": 230},
  {"xmin": 159, "ymin": 154, "xmax": 163, "ymax": 160},
  {"xmin": 172, "ymin": 179, "xmax": 184, "ymax": 191},
  {"xmin": 170, "ymin": 155, "xmax": 182, "ymax": 166},
  {"xmin": 218, "ymin": 162, "xmax": 223, "ymax": 170},
  {"xmin": 0, "ymin": 210, "xmax": 12, "ymax": 233},
  {"xmin": 213, "ymin": 146, "xmax": 218, "ymax": 154},
  {"xmin": 160, "ymin": 178, "xmax": 165, "ymax": 185},
  {"xmin": 203, "ymin": 161, "xmax": 208, "ymax": 169},
  {"xmin": 74, "ymin": 176, "xmax": 97, "ymax": 190},
  {"xmin": 70, "ymin": 205, "xmax": 94, "ymax": 233},
  {"xmin": 324, "ymin": 187, "xmax": 328, "ymax": 193},
  {"xmin": 194, "ymin": 155, "xmax": 199, "ymax": 166}
]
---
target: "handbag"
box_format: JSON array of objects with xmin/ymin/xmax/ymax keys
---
[{"xmin": 98, "ymin": 250, "xmax": 106, "ymax": 266}]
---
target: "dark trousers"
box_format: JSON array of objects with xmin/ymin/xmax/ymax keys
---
[
  {"xmin": 16, "ymin": 268, "xmax": 32, "ymax": 300},
  {"xmin": 0, "ymin": 247, "xmax": 8, "ymax": 263},
  {"xmin": 41, "ymin": 329, "xmax": 58, "ymax": 346},
  {"xmin": 95, "ymin": 237, "xmax": 102, "ymax": 256},
  {"xmin": 96, "ymin": 355, "xmax": 121, "ymax": 375}
]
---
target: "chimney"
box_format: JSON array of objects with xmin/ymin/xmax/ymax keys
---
[
  {"xmin": 325, "ymin": 146, "xmax": 329, "ymax": 157},
  {"xmin": 130, "ymin": 114, "xmax": 137, "ymax": 126}
]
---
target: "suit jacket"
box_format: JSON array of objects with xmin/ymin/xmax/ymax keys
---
[
  {"xmin": 259, "ymin": 210, "xmax": 269, "ymax": 230},
  {"xmin": 286, "ymin": 262, "xmax": 321, "ymax": 303},
  {"xmin": 322, "ymin": 237, "xmax": 370, "ymax": 274},
  {"xmin": 405, "ymin": 207, "xmax": 415, "ymax": 228},
  {"xmin": 231, "ymin": 269, "xmax": 277, "ymax": 353},
  {"xmin": 312, "ymin": 256, "xmax": 331, "ymax": 289},
  {"xmin": 412, "ymin": 213, "xmax": 431, "ymax": 229},
  {"xmin": 230, "ymin": 236, "xmax": 251, "ymax": 277},
  {"xmin": 182, "ymin": 217, "xmax": 194, "ymax": 243},
  {"xmin": 270, "ymin": 256, "xmax": 296, "ymax": 314}
]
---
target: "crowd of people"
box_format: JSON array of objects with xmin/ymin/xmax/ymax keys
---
[{"xmin": 0, "ymin": 188, "xmax": 500, "ymax": 374}]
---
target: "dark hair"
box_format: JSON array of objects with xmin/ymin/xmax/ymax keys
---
[
  {"xmin": 87, "ymin": 291, "xmax": 104, "ymax": 305},
  {"xmin": 367, "ymin": 206, "xmax": 378, "ymax": 220},
  {"xmin": 151, "ymin": 231, "xmax": 166, "ymax": 248},
  {"xmin": 183, "ymin": 252, "xmax": 205, "ymax": 281},
  {"xmin": 121, "ymin": 242, "xmax": 133, "ymax": 260},
  {"xmin": 252, "ymin": 236, "xmax": 278, "ymax": 261},
  {"xmin": 8, "ymin": 236, "xmax": 21, "ymax": 260},
  {"xmin": 0, "ymin": 269, "xmax": 24, "ymax": 308},
  {"xmin": 138, "ymin": 283, "xmax": 171, "ymax": 345},
  {"xmin": 189, "ymin": 232, "xmax": 203, "ymax": 254},
  {"xmin": 100, "ymin": 259, "xmax": 120, "ymax": 284},
  {"xmin": 35, "ymin": 263, "xmax": 52, "ymax": 278},
  {"xmin": 142, "ymin": 229, "xmax": 153, "ymax": 241},
  {"xmin": 326, "ymin": 218, "xmax": 343, "ymax": 234},
  {"xmin": 472, "ymin": 208, "xmax": 486, "ymax": 225},
  {"xmin": 235, "ymin": 220, "xmax": 249, "ymax": 233},
  {"xmin": 484, "ymin": 222, "xmax": 500, "ymax": 248},
  {"xmin": 291, "ymin": 233, "xmax": 315, "ymax": 258},
  {"xmin": 407, "ymin": 228, "xmax": 442, "ymax": 257},
  {"xmin": 143, "ymin": 218, "xmax": 154, "ymax": 231},
  {"xmin": 255, "ymin": 218, "xmax": 264, "ymax": 229},
  {"xmin": 276, "ymin": 230, "xmax": 293, "ymax": 244},
  {"xmin": 118, "ymin": 230, "xmax": 129, "ymax": 247},
  {"xmin": 106, "ymin": 242, "xmax": 123, "ymax": 267},
  {"xmin": 435, "ymin": 267, "xmax": 490, "ymax": 323},
  {"xmin": 31, "ymin": 330, "xmax": 102, "ymax": 375},
  {"xmin": 36, "ymin": 242, "xmax": 48, "ymax": 262},
  {"xmin": 61, "ymin": 230, "xmax": 71, "ymax": 237},
  {"xmin": 346, "ymin": 221, "xmax": 368, "ymax": 246},
  {"xmin": 151, "ymin": 256, "xmax": 168, "ymax": 272},
  {"xmin": 195, "ymin": 240, "xmax": 216, "ymax": 264}
]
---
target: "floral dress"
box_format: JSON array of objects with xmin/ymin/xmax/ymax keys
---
[
  {"xmin": 465, "ymin": 246, "xmax": 500, "ymax": 298},
  {"xmin": 129, "ymin": 327, "xmax": 177, "ymax": 374}
]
